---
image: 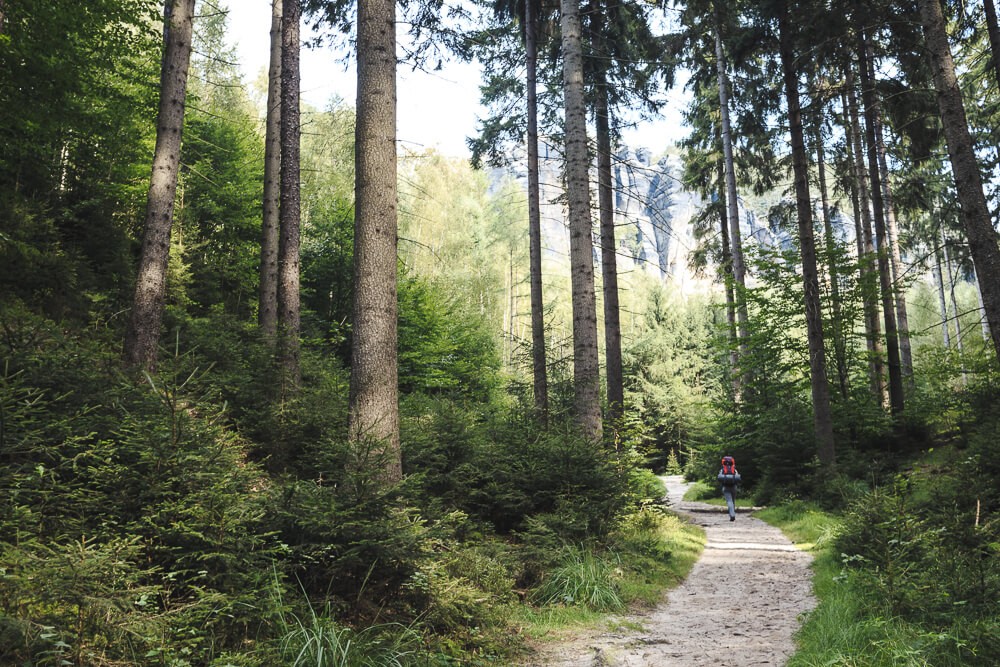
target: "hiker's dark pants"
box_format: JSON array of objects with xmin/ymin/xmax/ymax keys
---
[{"xmin": 722, "ymin": 485, "xmax": 736, "ymax": 519}]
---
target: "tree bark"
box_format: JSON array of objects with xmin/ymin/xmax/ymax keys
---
[
  {"xmin": 870, "ymin": 59, "xmax": 913, "ymax": 386},
  {"xmin": 942, "ymin": 231, "xmax": 968, "ymax": 387},
  {"xmin": 591, "ymin": 24, "xmax": 623, "ymax": 427},
  {"xmin": 259, "ymin": 0, "xmax": 282, "ymax": 340},
  {"xmin": 717, "ymin": 156, "xmax": 739, "ymax": 399},
  {"xmin": 561, "ymin": 0, "xmax": 602, "ymax": 442},
  {"xmin": 844, "ymin": 78, "xmax": 886, "ymax": 404},
  {"xmin": 983, "ymin": 0, "xmax": 1000, "ymax": 89},
  {"xmin": 124, "ymin": 0, "xmax": 196, "ymax": 371},
  {"xmin": 714, "ymin": 1, "xmax": 749, "ymax": 398},
  {"xmin": 972, "ymin": 264, "xmax": 992, "ymax": 342},
  {"xmin": 525, "ymin": 0, "xmax": 549, "ymax": 425},
  {"xmin": 942, "ymin": 229, "xmax": 963, "ymax": 353},
  {"xmin": 857, "ymin": 29, "xmax": 904, "ymax": 414},
  {"xmin": 932, "ymin": 237, "xmax": 951, "ymax": 348},
  {"xmin": 813, "ymin": 116, "xmax": 849, "ymax": 400},
  {"xmin": 277, "ymin": 0, "xmax": 301, "ymax": 392},
  {"xmin": 350, "ymin": 0, "xmax": 401, "ymax": 483},
  {"xmin": 918, "ymin": 0, "xmax": 1000, "ymax": 363},
  {"xmin": 779, "ymin": 2, "xmax": 836, "ymax": 465}
]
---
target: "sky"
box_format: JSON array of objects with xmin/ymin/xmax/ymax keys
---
[{"xmin": 224, "ymin": 0, "xmax": 689, "ymax": 158}]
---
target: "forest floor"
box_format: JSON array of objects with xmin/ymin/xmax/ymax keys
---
[{"xmin": 520, "ymin": 475, "xmax": 816, "ymax": 666}]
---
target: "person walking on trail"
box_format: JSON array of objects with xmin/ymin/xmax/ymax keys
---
[{"xmin": 717, "ymin": 456, "xmax": 741, "ymax": 521}]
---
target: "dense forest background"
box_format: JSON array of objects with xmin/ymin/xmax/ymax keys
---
[{"xmin": 1, "ymin": 0, "xmax": 998, "ymax": 664}]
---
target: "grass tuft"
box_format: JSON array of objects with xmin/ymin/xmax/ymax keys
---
[{"xmin": 532, "ymin": 547, "xmax": 624, "ymax": 612}]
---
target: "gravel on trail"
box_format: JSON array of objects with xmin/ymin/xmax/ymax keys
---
[{"xmin": 522, "ymin": 475, "xmax": 816, "ymax": 666}]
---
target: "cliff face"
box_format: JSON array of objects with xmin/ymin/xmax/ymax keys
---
[
  {"xmin": 612, "ymin": 148, "xmax": 701, "ymax": 286},
  {"xmin": 501, "ymin": 142, "xmax": 846, "ymax": 296},
  {"xmin": 524, "ymin": 143, "xmax": 711, "ymax": 295}
]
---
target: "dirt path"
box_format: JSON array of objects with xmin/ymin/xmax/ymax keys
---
[{"xmin": 522, "ymin": 475, "xmax": 816, "ymax": 666}]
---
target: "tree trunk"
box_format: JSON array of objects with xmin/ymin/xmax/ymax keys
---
[
  {"xmin": 857, "ymin": 29, "xmax": 904, "ymax": 414},
  {"xmin": 972, "ymin": 264, "xmax": 992, "ymax": 342},
  {"xmin": 983, "ymin": 0, "xmax": 1000, "ymax": 89},
  {"xmin": 259, "ymin": 0, "xmax": 282, "ymax": 340},
  {"xmin": 813, "ymin": 116, "xmax": 849, "ymax": 400},
  {"xmin": 942, "ymin": 232, "xmax": 963, "ymax": 348},
  {"xmin": 919, "ymin": 0, "xmax": 1000, "ymax": 363},
  {"xmin": 277, "ymin": 0, "xmax": 301, "ymax": 392},
  {"xmin": 717, "ymin": 156, "xmax": 739, "ymax": 399},
  {"xmin": 942, "ymin": 231, "xmax": 968, "ymax": 385},
  {"xmin": 843, "ymin": 78, "xmax": 887, "ymax": 405},
  {"xmin": 526, "ymin": 0, "xmax": 548, "ymax": 425},
  {"xmin": 870, "ymin": 60, "xmax": 914, "ymax": 386},
  {"xmin": 124, "ymin": 0, "xmax": 196, "ymax": 371},
  {"xmin": 560, "ymin": 0, "xmax": 602, "ymax": 442},
  {"xmin": 714, "ymin": 2, "xmax": 749, "ymax": 397},
  {"xmin": 350, "ymin": 0, "xmax": 401, "ymax": 483},
  {"xmin": 933, "ymin": 238, "xmax": 951, "ymax": 348},
  {"xmin": 591, "ymin": 33, "xmax": 623, "ymax": 427},
  {"xmin": 779, "ymin": 2, "xmax": 836, "ymax": 465}
]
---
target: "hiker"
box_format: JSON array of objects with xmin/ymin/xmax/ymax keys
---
[{"xmin": 717, "ymin": 456, "xmax": 741, "ymax": 521}]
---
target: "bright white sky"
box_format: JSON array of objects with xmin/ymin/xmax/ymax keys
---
[{"xmin": 224, "ymin": 0, "xmax": 688, "ymax": 158}]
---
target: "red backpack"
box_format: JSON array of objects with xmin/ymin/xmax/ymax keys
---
[{"xmin": 721, "ymin": 456, "xmax": 736, "ymax": 475}]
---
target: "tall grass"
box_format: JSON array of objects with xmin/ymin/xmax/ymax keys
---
[
  {"xmin": 514, "ymin": 505, "xmax": 705, "ymax": 642},
  {"xmin": 532, "ymin": 547, "xmax": 624, "ymax": 611},
  {"xmin": 276, "ymin": 584, "xmax": 419, "ymax": 667}
]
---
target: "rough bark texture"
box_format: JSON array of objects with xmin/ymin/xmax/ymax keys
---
[
  {"xmin": 124, "ymin": 0, "xmax": 196, "ymax": 371},
  {"xmin": 595, "ymin": 77, "xmax": 623, "ymax": 426},
  {"xmin": 844, "ymin": 80, "xmax": 886, "ymax": 404},
  {"xmin": 525, "ymin": 0, "xmax": 549, "ymax": 425},
  {"xmin": 714, "ymin": 4, "xmax": 749, "ymax": 398},
  {"xmin": 277, "ymin": 0, "xmax": 301, "ymax": 391},
  {"xmin": 857, "ymin": 30, "xmax": 904, "ymax": 415},
  {"xmin": 259, "ymin": 0, "xmax": 282, "ymax": 340},
  {"xmin": 779, "ymin": 3, "xmax": 836, "ymax": 465},
  {"xmin": 919, "ymin": 0, "xmax": 1000, "ymax": 362},
  {"xmin": 350, "ymin": 0, "xmax": 402, "ymax": 483},
  {"xmin": 560, "ymin": 0, "xmax": 602, "ymax": 442}
]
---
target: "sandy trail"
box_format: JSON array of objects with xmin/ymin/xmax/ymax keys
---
[{"xmin": 523, "ymin": 475, "xmax": 816, "ymax": 666}]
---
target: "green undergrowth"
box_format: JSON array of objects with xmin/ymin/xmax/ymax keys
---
[
  {"xmin": 513, "ymin": 505, "xmax": 705, "ymax": 643},
  {"xmin": 683, "ymin": 480, "xmax": 755, "ymax": 508},
  {"xmin": 754, "ymin": 501, "xmax": 839, "ymax": 551},
  {"xmin": 759, "ymin": 446, "xmax": 1000, "ymax": 667}
]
